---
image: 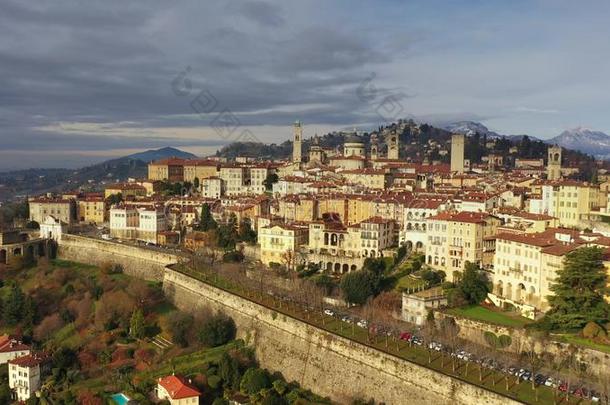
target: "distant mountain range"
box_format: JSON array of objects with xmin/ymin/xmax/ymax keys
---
[
  {"xmin": 444, "ymin": 121, "xmax": 610, "ymax": 158},
  {"xmin": 125, "ymin": 146, "xmax": 196, "ymax": 162},
  {"xmin": 0, "ymin": 147, "xmax": 198, "ymax": 201},
  {"xmin": 548, "ymin": 127, "xmax": 610, "ymax": 159}
]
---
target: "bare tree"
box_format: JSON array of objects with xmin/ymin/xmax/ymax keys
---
[
  {"xmin": 420, "ymin": 311, "xmax": 437, "ymax": 365},
  {"xmin": 439, "ymin": 316, "xmax": 460, "ymax": 372}
]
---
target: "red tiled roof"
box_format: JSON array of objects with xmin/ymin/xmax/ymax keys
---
[
  {"xmin": 9, "ymin": 352, "xmax": 49, "ymax": 368},
  {"xmin": 158, "ymin": 375, "xmax": 201, "ymax": 399},
  {"xmin": 0, "ymin": 335, "xmax": 30, "ymax": 353}
]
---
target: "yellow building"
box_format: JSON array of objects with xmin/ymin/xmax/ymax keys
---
[
  {"xmin": 78, "ymin": 197, "xmax": 107, "ymax": 224},
  {"xmin": 317, "ymin": 196, "xmax": 349, "ymax": 223},
  {"xmin": 425, "ymin": 211, "xmax": 501, "ymax": 281},
  {"xmin": 183, "ymin": 160, "xmax": 219, "ymax": 183},
  {"xmin": 104, "ymin": 183, "xmax": 148, "ymax": 199},
  {"xmin": 553, "ymin": 181, "xmax": 600, "ymax": 228},
  {"xmin": 259, "ymin": 224, "xmax": 308, "ymax": 267},
  {"xmin": 341, "ymin": 169, "xmax": 389, "ymax": 190},
  {"xmin": 148, "ymin": 158, "xmax": 186, "ymax": 182},
  {"xmin": 277, "ymin": 195, "xmax": 317, "ymax": 222}
]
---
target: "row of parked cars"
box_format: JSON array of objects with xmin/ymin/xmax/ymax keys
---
[
  {"xmin": 320, "ymin": 308, "xmax": 604, "ymax": 403},
  {"xmin": 402, "ymin": 334, "xmax": 604, "ymax": 403}
]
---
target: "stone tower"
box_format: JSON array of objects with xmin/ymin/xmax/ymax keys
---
[
  {"xmin": 292, "ymin": 120, "xmax": 302, "ymax": 164},
  {"xmin": 387, "ymin": 131, "xmax": 399, "ymax": 160},
  {"xmin": 547, "ymin": 145, "xmax": 562, "ymax": 180},
  {"xmin": 450, "ymin": 134, "xmax": 465, "ymax": 174},
  {"xmin": 370, "ymin": 133, "xmax": 379, "ymax": 160}
]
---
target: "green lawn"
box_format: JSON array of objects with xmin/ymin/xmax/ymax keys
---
[
  {"xmin": 447, "ymin": 305, "xmax": 533, "ymax": 328},
  {"xmin": 138, "ymin": 341, "xmax": 240, "ymax": 379},
  {"xmin": 561, "ymin": 334, "xmax": 610, "ymax": 354},
  {"xmin": 395, "ymin": 275, "xmax": 426, "ymax": 292}
]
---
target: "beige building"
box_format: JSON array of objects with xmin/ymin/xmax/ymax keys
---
[
  {"xmin": 183, "ymin": 160, "xmax": 218, "ymax": 183},
  {"xmin": 401, "ymin": 286, "xmax": 447, "ymax": 326},
  {"xmin": 29, "ymin": 197, "xmax": 76, "ymax": 225},
  {"xmin": 425, "ymin": 211, "xmax": 501, "ymax": 280},
  {"xmin": 259, "ymin": 223, "xmax": 308, "ymax": 267},
  {"xmin": 488, "ymin": 229, "xmax": 584, "ymax": 318},
  {"xmin": 104, "ymin": 183, "xmax": 147, "ymax": 199},
  {"xmin": 109, "ymin": 205, "xmax": 166, "ymax": 244},
  {"xmin": 341, "ymin": 169, "xmax": 390, "ymax": 190}
]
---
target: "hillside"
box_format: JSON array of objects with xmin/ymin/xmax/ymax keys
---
[
  {"xmin": 126, "ymin": 146, "xmax": 197, "ymax": 162},
  {"xmin": 0, "ymin": 147, "xmax": 196, "ymax": 202}
]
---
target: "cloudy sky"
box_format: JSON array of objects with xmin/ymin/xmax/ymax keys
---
[{"xmin": 1, "ymin": 0, "xmax": 609, "ymax": 170}]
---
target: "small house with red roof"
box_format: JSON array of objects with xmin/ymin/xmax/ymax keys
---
[
  {"xmin": 0, "ymin": 334, "xmax": 31, "ymax": 364},
  {"xmin": 157, "ymin": 374, "xmax": 201, "ymax": 404}
]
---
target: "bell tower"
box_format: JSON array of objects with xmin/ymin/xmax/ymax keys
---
[
  {"xmin": 387, "ymin": 131, "xmax": 399, "ymax": 160},
  {"xmin": 547, "ymin": 145, "xmax": 562, "ymax": 180},
  {"xmin": 292, "ymin": 120, "xmax": 302, "ymax": 164}
]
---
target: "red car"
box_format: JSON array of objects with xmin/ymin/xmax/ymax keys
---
[{"xmin": 399, "ymin": 332, "xmax": 412, "ymax": 341}]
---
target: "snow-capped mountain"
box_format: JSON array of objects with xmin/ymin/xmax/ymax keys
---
[
  {"xmin": 443, "ymin": 121, "xmax": 501, "ymax": 137},
  {"xmin": 443, "ymin": 121, "xmax": 536, "ymax": 141},
  {"xmin": 549, "ymin": 127, "xmax": 610, "ymax": 158}
]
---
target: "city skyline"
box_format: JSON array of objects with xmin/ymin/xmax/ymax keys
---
[{"xmin": 1, "ymin": 0, "xmax": 610, "ymax": 169}]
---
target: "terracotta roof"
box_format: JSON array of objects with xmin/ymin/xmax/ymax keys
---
[
  {"xmin": 158, "ymin": 375, "xmax": 201, "ymax": 399},
  {"xmin": 428, "ymin": 211, "xmax": 496, "ymax": 224},
  {"xmin": 0, "ymin": 335, "xmax": 30, "ymax": 353},
  {"xmin": 9, "ymin": 352, "xmax": 49, "ymax": 368}
]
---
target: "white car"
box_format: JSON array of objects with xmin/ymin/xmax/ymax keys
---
[
  {"xmin": 101, "ymin": 234, "xmax": 111, "ymax": 240},
  {"xmin": 357, "ymin": 319, "xmax": 368, "ymax": 328},
  {"xmin": 323, "ymin": 309, "xmax": 335, "ymax": 317}
]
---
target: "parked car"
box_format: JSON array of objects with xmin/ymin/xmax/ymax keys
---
[
  {"xmin": 341, "ymin": 315, "xmax": 353, "ymax": 323},
  {"xmin": 323, "ymin": 308, "xmax": 335, "ymax": 317},
  {"xmin": 357, "ymin": 319, "xmax": 368, "ymax": 328},
  {"xmin": 399, "ymin": 332, "xmax": 412, "ymax": 341}
]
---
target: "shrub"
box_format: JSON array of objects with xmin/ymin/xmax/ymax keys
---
[
  {"xmin": 583, "ymin": 321, "xmax": 606, "ymax": 340},
  {"xmin": 100, "ymin": 262, "xmax": 123, "ymax": 275},
  {"xmin": 240, "ymin": 368, "xmax": 271, "ymax": 395},
  {"xmin": 198, "ymin": 314, "xmax": 236, "ymax": 347},
  {"xmin": 223, "ymin": 250, "xmax": 244, "ymax": 263}
]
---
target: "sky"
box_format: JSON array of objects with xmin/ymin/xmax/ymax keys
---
[{"xmin": 1, "ymin": 0, "xmax": 610, "ymax": 170}]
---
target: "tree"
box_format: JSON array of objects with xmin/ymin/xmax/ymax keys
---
[
  {"xmin": 193, "ymin": 177, "xmax": 200, "ymax": 191},
  {"xmin": 238, "ymin": 218, "xmax": 257, "ymax": 244},
  {"xmin": 218, "ymin": 352, "xmax": 241, "ymax": 390},
  {"xmin": 199, "ymin": 204, "xmax": 217, "ymax": 231},
  {"xmin": 166, "ymin": 311, "xmax": 194, "ymax": 347},
  {"xmin": 106, "ymin": 193, "xmax": 123, "ymax": 206},
  {"xmin": 198, "ymin": 314, "xmax": 236, "ymax": 347},
  {"xmin": 458, "ymin": 262, "xmax": 490, "ymax": 304},
  {"xmin": 240, "ymin": 368, "xmax": 271, "ymax": 395},
  {"xmin": 263, "ymin": 173, "xmax": 279, "ymax": 191},
  {"xmin": 4, "ymin": 284, "xmax": 27, "ymax": 326},
  {"xmin": 340, "ymin": 271, "xmax": 374, "ymax": 305},
  {"xmin": 129, "ymin": 308, "xmax": 146, "ymax": 339},
  {"xmin": 546, "ymin": 247, "xmax": 609, "ymax": 330}
]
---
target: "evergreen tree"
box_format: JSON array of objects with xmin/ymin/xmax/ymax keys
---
[
  {"xmin": 458, "ymin": 262, "xmax": 490, "ymax": 304},
  {"xmin": 238, "ymin": 218, "xmax": 257, "ymax": 243},
  {"xmin": 199, "ymin": 204, "xmax": 217, "ymax": 231},
  {"xmin": 4, "ymin": 285, "xmax": 26, "ymax": 326},
  {"xmin": 129, "ymin": 308, "xmax": 145, "ymax": 339},
  {"xmin": 546, "ymin": 247, "xmax": 609, "ymax": 330}
]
